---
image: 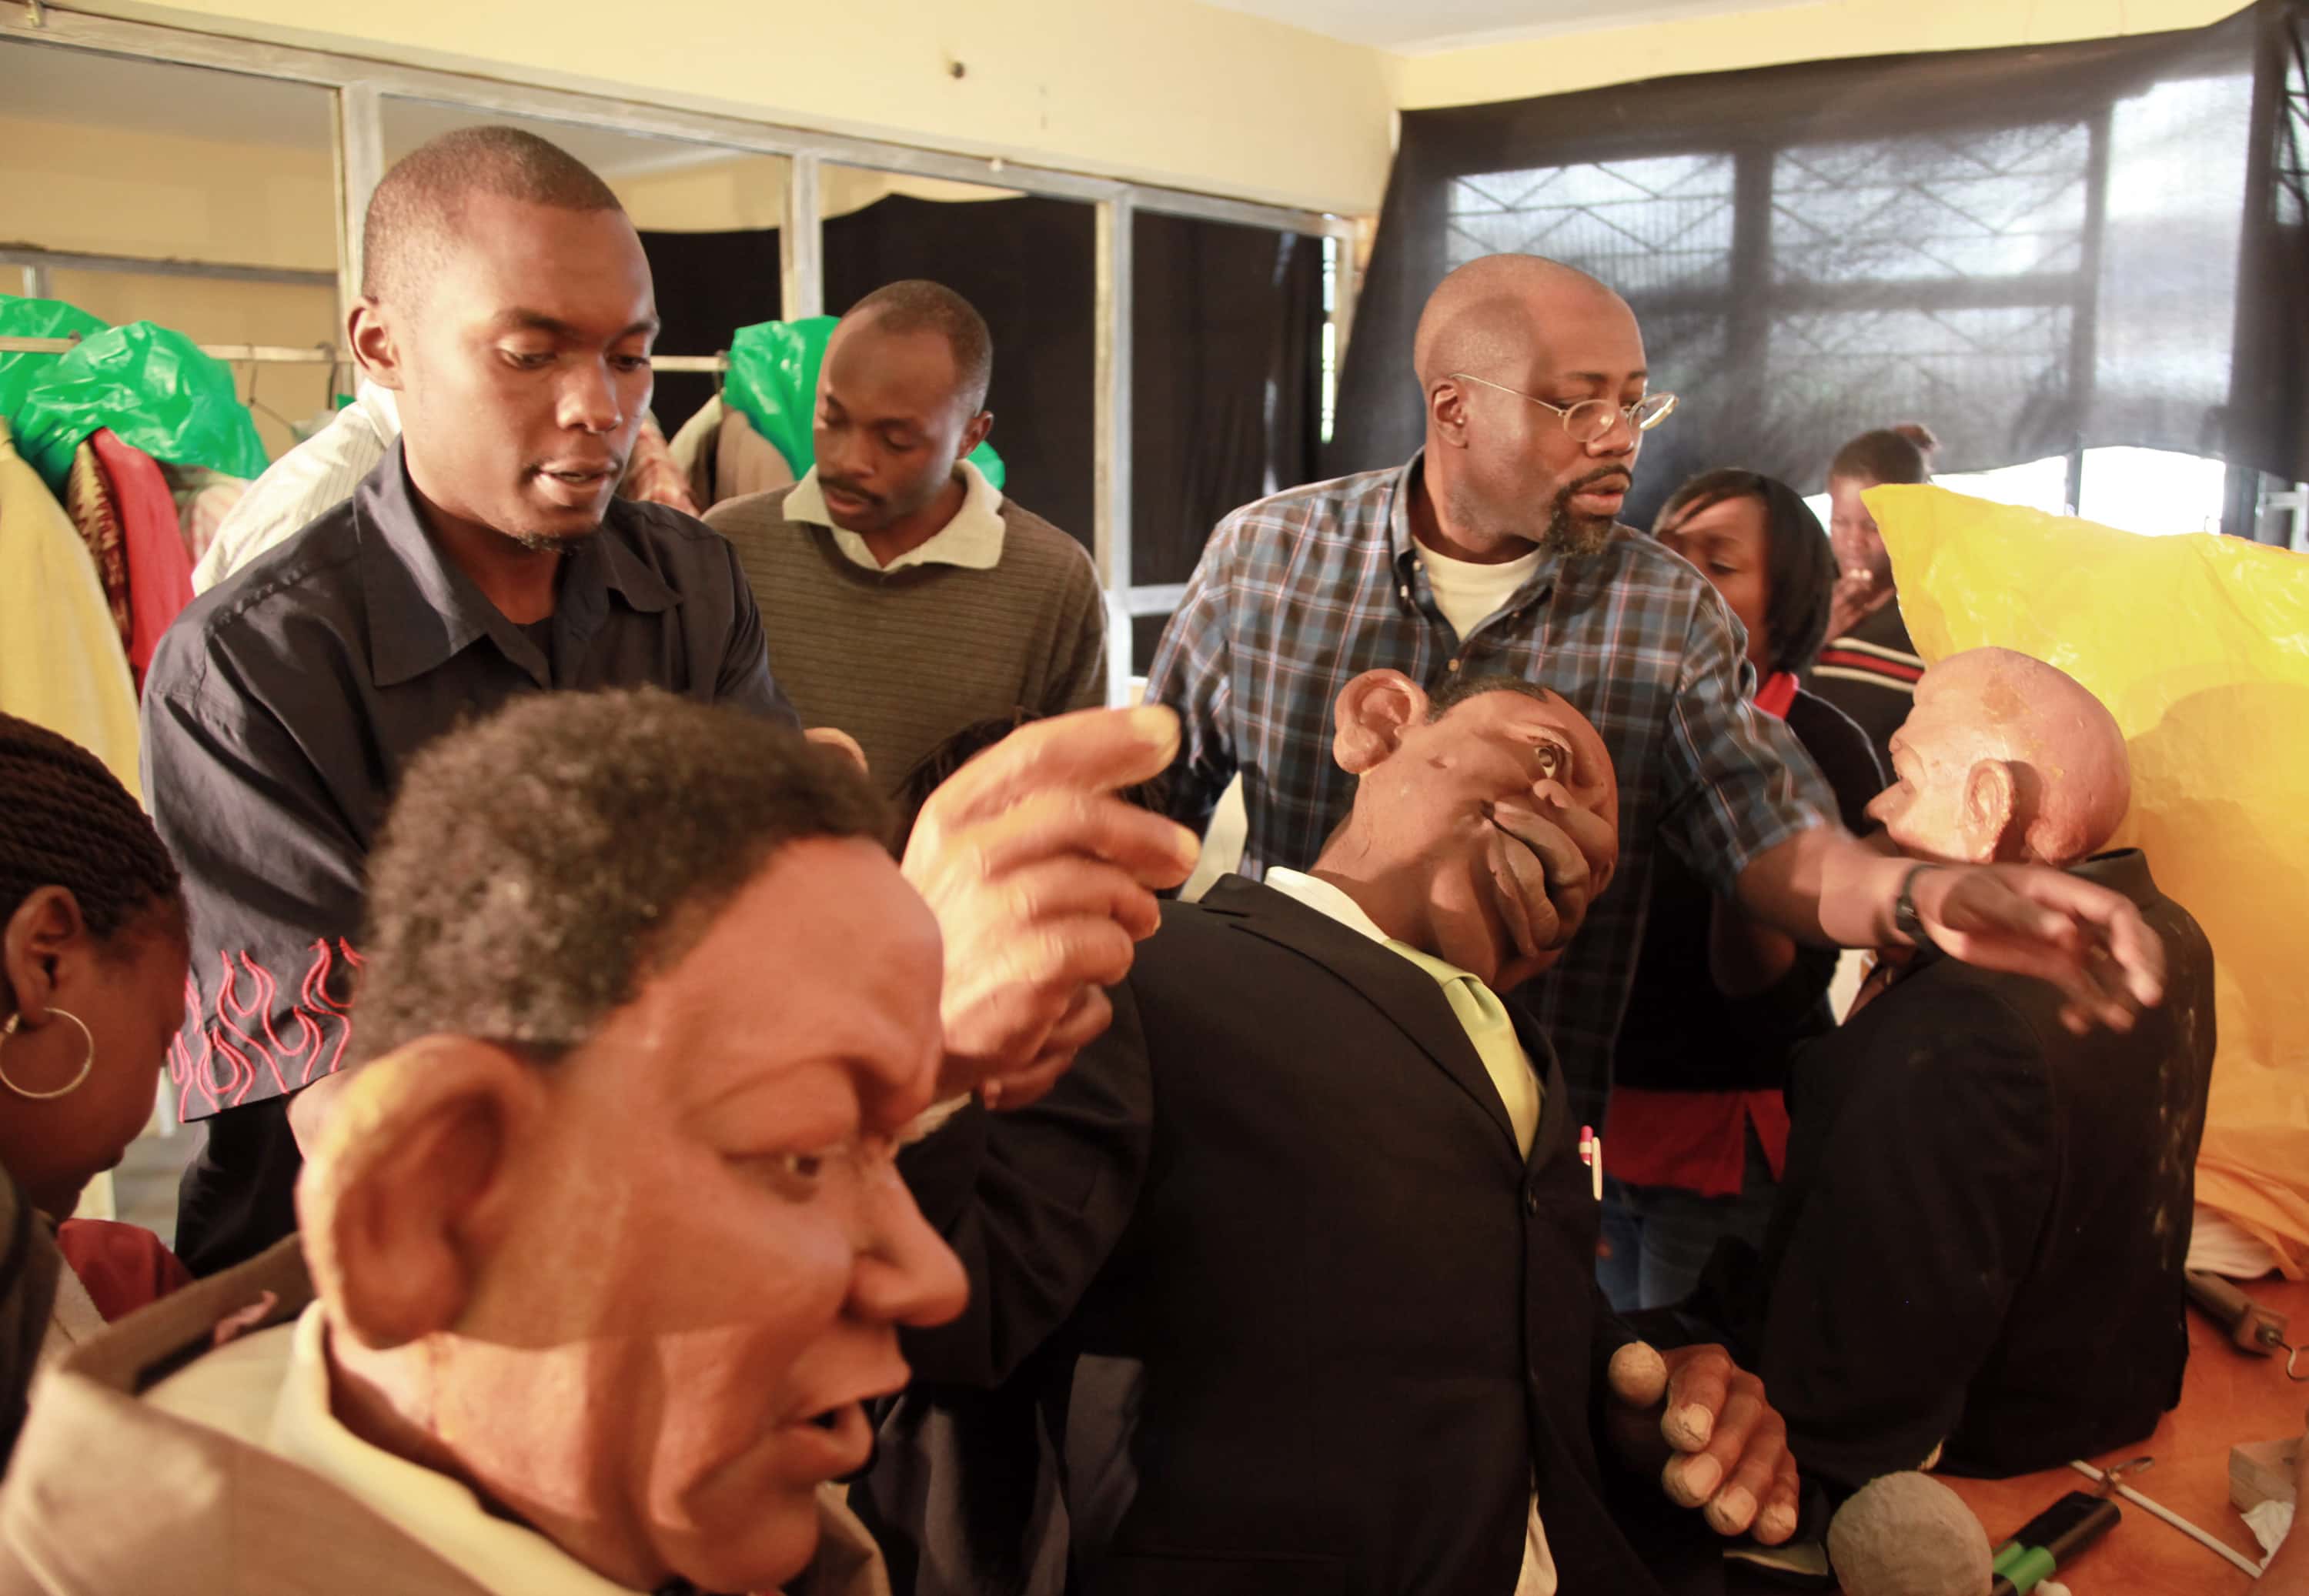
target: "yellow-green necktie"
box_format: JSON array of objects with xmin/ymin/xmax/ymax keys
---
[{"xmin": 1384, "ymin": 940, "xmax": 1542, "ymax": 1157}]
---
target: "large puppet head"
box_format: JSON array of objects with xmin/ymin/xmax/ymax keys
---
[
  {"xmin": 1867, "ymin": 646, "xmax": 2130, "ymax": 867},
  {"xmin": 299, "ymin": 689, "xmax": 967, "ymax": 1593},
  {"xmin": 1320, "ymin": 670, "xmax": 1619, "ymax": 993}
]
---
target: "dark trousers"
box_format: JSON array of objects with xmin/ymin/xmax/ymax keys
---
[{"xmin": 173, "ymin": 1096, "xmax": 304, "ymax": 1277}]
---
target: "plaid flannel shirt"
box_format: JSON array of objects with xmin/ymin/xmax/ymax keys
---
[{"xmin": 1144, "ymin": 453, "xmax": 1836, "ymax": 1125}]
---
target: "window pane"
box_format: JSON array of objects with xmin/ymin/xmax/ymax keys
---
[
  {"xmin": 1766, "ymin": 305, "xmax": 2077, "ymax": 462},
  {"xmin": 1934, "ymin": 455, "xmax": 2073, "ymax": 515},
  {"xmin": 1445, "ymin": 155, "xmax": 1735, "ymax": 295},
  {"xmin": 2096, "ymin": 74, "xmax": 2253, "ymax": 413},
  {"xmin": 1773, "ymin": 123, "xmax": 2090, "ymax": 286},
  {"xmin": 2077, "ymin": 447, "xmax": 2229, "ymax": 536}
]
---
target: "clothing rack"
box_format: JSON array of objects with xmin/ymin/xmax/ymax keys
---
[{"xmin": 0, "ymin": 336, "xmax": 731, "ymax": 372}]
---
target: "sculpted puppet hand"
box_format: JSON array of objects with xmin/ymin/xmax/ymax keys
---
[
  {"xmin": 1867, "ymin": 648, "xmax": 2164, "ymax": 1033},
  {"xmin": 903, "ymin": 705, "xmax": 1198, "ymax": 1110},
  {"xmin": 1607, "ymin": 1341, "xmax": 1802, "ymax": 1545}
]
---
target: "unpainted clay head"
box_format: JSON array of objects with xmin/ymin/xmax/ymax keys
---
[
  {"xmin": 299, "ymin": 691, "xmax": 968, "ymax": 1594},
  {"xmin": 1866, "ymin": 647, "xmax": 2130, "ymax": 867},
  {"xmin": 1826, "ymin": 1471, "xmax": 1992, "ymax": 1596},
  {"xmin": 1324, "ymin": 669, "xmax": 1619, "ymax": 993}
]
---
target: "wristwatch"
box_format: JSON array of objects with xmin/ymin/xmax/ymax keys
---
[{"xmin": 1893, "ymin": 863, "xmax": 1943, "ymax": 953}]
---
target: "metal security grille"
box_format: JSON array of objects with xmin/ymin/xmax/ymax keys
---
[{"xmin": 1445, "ymin": 155, "xmax": 1736, "ymax": 297}]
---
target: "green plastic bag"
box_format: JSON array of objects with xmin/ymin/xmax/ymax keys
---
[
  {"xmin": 720, "ymin": 316, "xmax": 1004, "ymax": 489},
  {"xmin": 0, "ymin": 296, "xmax": 107, "ymax": 422},
  {"xmin": 9, "ymin": 316, "xmax": 269, "ymax": 495}
]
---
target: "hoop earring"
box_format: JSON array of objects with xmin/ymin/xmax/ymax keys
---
[{"xmin": 0, "ymin": 1010, "xmax": 95, "ymax": 1101}]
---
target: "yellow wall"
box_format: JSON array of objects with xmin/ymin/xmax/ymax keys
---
[
  {"xmin": 0, "ymin": 105, "xmax": 1034, "ymax": 459},
  {"xmin": 617, "ymin": 157, "xmax": 1018, "ymax": 234},
  {"xmin": 47, "ymin": 0, "xmax": 2254, "ymax": 220},
  {"xmin": 1397, "ymin": 0, "xmax": 2254, "ymax": 109},
  {"xmin": 90, "ymin": 0, "xmax": 1396, "ymax": 215},
  {"xmin": 0, "ymin": 113, "xmax": 338, "ymax": 459},
  {"xmin": 0, "ymin": 112, "xmax": 333, "ymax": 268}
]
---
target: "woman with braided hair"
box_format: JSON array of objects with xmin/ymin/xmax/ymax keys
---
[{"xmin": 0, "ymin": 712, "xmax": 194, "ymax": 1372}]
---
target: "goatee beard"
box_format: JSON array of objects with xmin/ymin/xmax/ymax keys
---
[
  {"xmin": 507, "ymin": 526, "xmax": 602, "ymax": 555},
  {"xmin": 1542, "ymin": 503, "xmax": 1618, "ymax": 560}
]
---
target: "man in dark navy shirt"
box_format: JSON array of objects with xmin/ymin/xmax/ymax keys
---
[{"xmin": 141, "ymin": 126, "xmax": 797, "ymax": 1274}]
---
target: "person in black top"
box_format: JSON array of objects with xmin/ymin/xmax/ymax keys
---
[
  {"xmin": 1739, "ymin": 649, "xmax": 2215, "ymax": 1494},
  {"xmin": 1601, "ymin": 470, "xmax": 1883, "ymax": 1311},
  {"xmin": 142, "ymin": 125, "xmax": 802, "ymax": 1274},
  {"xmin": 143, "ymin": 127, "xmax": 1196, "ymax": 1277},
  {"xmin": 1809, "ymin": 424, "xmax": 1936, "ymax": 776}
]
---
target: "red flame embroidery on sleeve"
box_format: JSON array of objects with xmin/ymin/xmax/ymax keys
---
[{"xmin": 169, "ymin": 939, "xmax": 359, "ymax": 1118}]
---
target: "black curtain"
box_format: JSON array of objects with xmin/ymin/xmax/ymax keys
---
[
  {"xmin": 1131, "ymin": 213, "xmax": 1324, "ymax": 586},
  {"xmin": 637, "ymin": 227, "xmax": 781, "ymax": 435},
  {"xmin": 825, "ymin": 194, "xmax": 1098, "ymax": 546},
  {"xmin": 1331, "ymin": 0, "xmax": 2309, "ymax": 531},
  {"xmin": 1132, "ymin": 212, "xmax": 1325, "ymax": 671}
]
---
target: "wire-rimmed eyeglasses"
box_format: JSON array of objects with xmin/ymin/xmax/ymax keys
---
[{"xmin": 1448, "ymin": 372, "xmax": 1679, "ymax": 444}]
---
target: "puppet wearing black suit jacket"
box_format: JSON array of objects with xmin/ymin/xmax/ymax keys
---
[{"xmin": 867, "ymin": 874, "xmax": 1743, "ymax": 1596}]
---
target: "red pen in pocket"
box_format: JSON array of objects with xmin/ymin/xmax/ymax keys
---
[{"xmin": 1578, "ymin": 1124, "xmax": 1602, "ymax": 1201}]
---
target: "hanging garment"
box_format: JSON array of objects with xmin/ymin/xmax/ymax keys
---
[
  {"xmin": 194, "ymin": 383, "xmax": 397, "ymax": 594},
  {"xmin": 668, "ymin": 395, "xmax": 797, "ymax": 510},
  {"xmin": 616, "ymin": 413, "xmax": 700, "ymax": 516},
  {"xmin": 666, "ymin": 394, "xmax": 723, "ymax": 507},
  {"xmin": 0, "ymin": 417, "xmax": 141, "ymax": 800},
  {"xmin": 162, "ymin": 464, "xmax": 251, "ymax": 568},
  {"xmin": 89, "ymin": 429, "xmax": 194, "ymax": 689},
  {"xmin": 713, "ymin": 403, "xmax": 794, "ymax": 507},
  {"xmin": 62, "ymin": 439, "xmax": 131, "ymax": 654}
]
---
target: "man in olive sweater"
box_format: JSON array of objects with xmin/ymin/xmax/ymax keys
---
[{"xmin": 706, "ymin": 281, "xmax": 1108, "ymax": 790}]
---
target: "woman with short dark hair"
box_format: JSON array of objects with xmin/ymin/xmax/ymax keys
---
[{"xmin": 1598, "ymin": 472, "xmax": 1886, "ymax": 1311}]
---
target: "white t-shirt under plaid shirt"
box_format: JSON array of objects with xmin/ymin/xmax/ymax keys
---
[{"xmin": 1144, "ymin": 450, "xmax": 1836, "ymax": 1127}]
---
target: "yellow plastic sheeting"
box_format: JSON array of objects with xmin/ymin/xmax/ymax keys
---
[{"xmin": 1868, "ymin": 485, "xmax": 2309, "ymax": 1277}]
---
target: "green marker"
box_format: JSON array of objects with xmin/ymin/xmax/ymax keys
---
[{"xmin": 1988, "ymin": 1491, "xmax": 2121, "ymax": 1596}]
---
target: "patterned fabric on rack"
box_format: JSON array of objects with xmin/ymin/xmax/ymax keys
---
[
  {"xmin": 62, "ymin": 440, "xmax": 130, "ymax": 654},
  {"xmin": 162, "ymin": 465, "xmax": 251, "ymax": 568},
  {"xmin": 617, "ymin": 413, "xmax": 701, "ymax": 516},
  {"xmin": 89, "ymin": 429, "xmax": 195, "ymax": 692},
  {"xmin": 0, "ymin": 416, "xmax": 141, "ymax": 800}
]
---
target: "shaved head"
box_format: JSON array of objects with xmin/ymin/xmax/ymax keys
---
[
  {"xmin": 1408, "ymin": 253, "xmax": 1651, "ymax": 564},
  {"xmin": 1413, "ymin": 254, "xmax": 1632, "ymax": 391},
  {"xmin": 842, "ymin": 279, "xmax": 994, "ymax": 416},
  {"xmin": 346, "ymin": 124, "xmax": 656, "ymax": 554},
  {"xmin": 1870, "ymin": 647, "xmax": 2132, "ymax": 866},
  {"xmin": 363, "ymin": 126, "xmax": 626, "ymax": 309}
]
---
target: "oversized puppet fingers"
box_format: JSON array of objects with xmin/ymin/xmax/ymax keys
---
[
  {"xmin": 977, "ymin": 987, "xmax": 1114, "ymax": 1114},
  {"xmin": 903, "ymin": 706, "xmax": 1198, "ymax": 1101},
  {"xmin": 1489, "ymin": 799, "xmax": 1608, "ymax": 951},
  {"xmin": 1630, "ymin": 1343, "xmax": 1803, "ymax": 1547},
  {"xmin": 1920, "ymin": 863, "xmax": 2166, "ymax": 1033},
  {"xmin": 904, "ymin": 704, "xmax": 1185, "ymax": 838}
]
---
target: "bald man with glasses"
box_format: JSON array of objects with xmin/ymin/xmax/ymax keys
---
[{"xmin": 1144, "ymin": 252, "xmax": 2164, "ymax": 1149}]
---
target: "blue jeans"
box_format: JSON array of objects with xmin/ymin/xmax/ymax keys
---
[{"xmin": 1596, "ymin": 1124, "xmax": 1777, "ymax": 1313}]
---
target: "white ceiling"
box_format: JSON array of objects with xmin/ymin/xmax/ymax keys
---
[{"xmin": 1201, "ymin": 0, "xmax": 1771, "ymax": 55}]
